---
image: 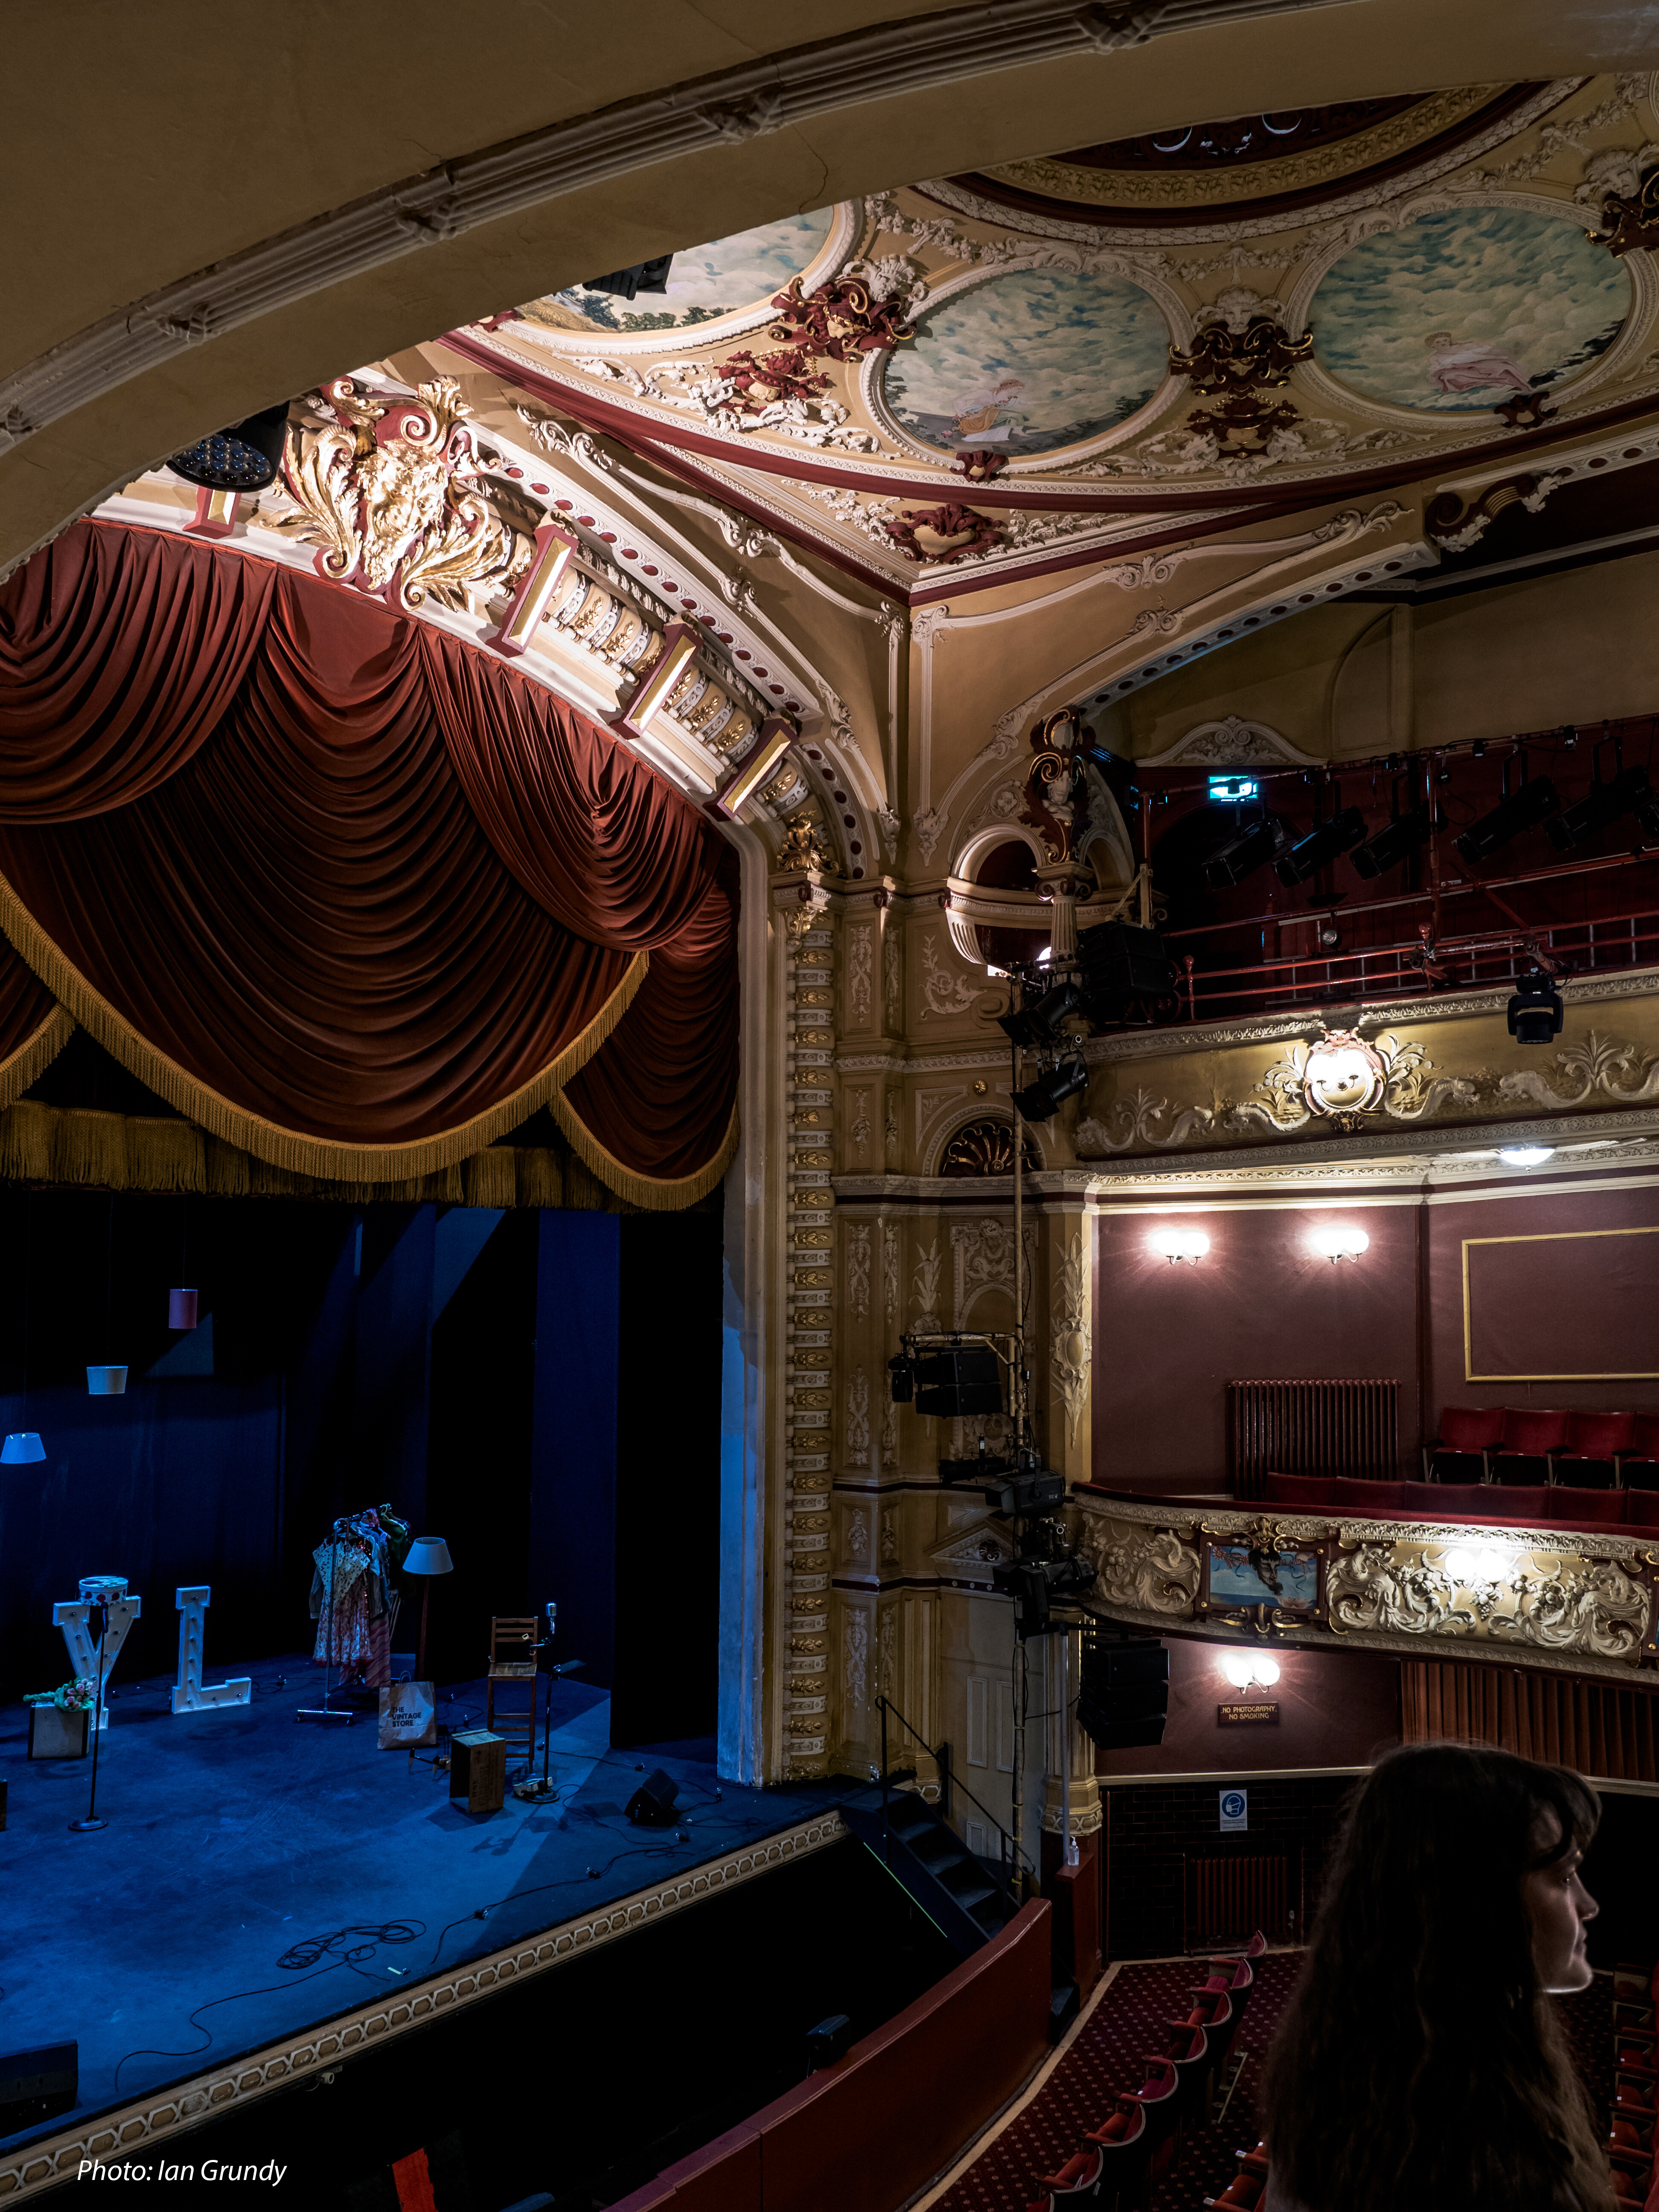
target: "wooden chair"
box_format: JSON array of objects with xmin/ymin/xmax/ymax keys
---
[{"xmin": 485, "ymin": 1616, "xmax": 540, "ymax": 1766}]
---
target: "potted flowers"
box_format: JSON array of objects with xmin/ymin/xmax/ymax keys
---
[{"xmin": 26, "ymin": 1679, "xmax": 95, "ymax": 1759}]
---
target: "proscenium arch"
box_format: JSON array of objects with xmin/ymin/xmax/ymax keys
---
[{"xmin": 9, "ymin": 0, "xmax": 1659, "ymax": 573}]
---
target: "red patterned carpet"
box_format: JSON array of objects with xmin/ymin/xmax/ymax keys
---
[{"xmin": 927, "ymin": 1955, "xmax": 1612, "ymax": 2212}]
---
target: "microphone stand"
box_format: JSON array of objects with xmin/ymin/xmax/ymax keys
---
[
  {"xmin": 70, "ymin": 1601, "xmax": 110, "ymax": 1833},
  {"xmin": 514, "ymin": 1602, "xmax": 583, "ymax": 1802}
]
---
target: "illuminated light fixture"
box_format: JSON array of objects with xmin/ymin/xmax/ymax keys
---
[
  {"xmin": 1507, "ymin": 972, "xmax": 1563, "ymax": 1045},
  {"xmin": 1220, "ymin": 1652, "xmax": 1281, "ymax": 1689},
  {"xmin": 166, "ymin": 402, "xmax": 291, "ymax": 492},
  {"xmin": 1455, "ymin": 773, "xmax": 1560, "ymax": 864},
  {"xmin": 1441, "ymin": 1539, "xmax": 1518, "ymax": 1588},
  {"xmin": 1150, "ymin": 1225, "xmax": 1210, "ymax": 1263},
  {"xmin": 168, "ymin": 1288, "xmax": 199, "ymax": 1330},
  {"xmin": 86, "ymin": 1365, "xmax": 128, "ymax": 1395},
  {"xmin": 1310, "ymin": 1224, "xmax": 1369, "ymax": 1263},
  {"xmin": 1013, "ymin": 1059, "xmax": 1088, "ymax": 1123},
  {"xmin": 1274, "ymin": 805, "xmax": 1366, "ymax": 886},
  {"xmin": 998, "ymin": 980, "xmax": 1087, "ymax": 1050},
  {"xmin": 1350, "ymin": 806, "xmax": 1432, "ymax": 880},
  {"xmin": 1499, "ymin": 1146, "xmax": 1554, "ymax": 1167},
  {"xmin": 1, "ymin": 1432, "xmax": 45, "ymax": 1463}
]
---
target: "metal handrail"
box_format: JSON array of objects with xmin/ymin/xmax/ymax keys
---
[{"xmin": 875, "ymin": 1694, "xmax": 1033, "ymax": 1881}]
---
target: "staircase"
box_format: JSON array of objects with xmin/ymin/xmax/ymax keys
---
[{"xmin": 839, "ymin": 1781, "xmax": 1022, "ymax": 1959}]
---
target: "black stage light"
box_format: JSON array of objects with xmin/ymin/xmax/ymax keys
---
[
  {"xmin": 914, "ymin": 1347, "xmax": 1004, "ymax": 1418},
  {"xmin": 1274, "ymin": 805, "xmax": 1367, "ymax": 886},
  {"xmin": 1455, "ymin": 774, "xmax": 1560, "ymax": 864},
  {"xmin": 993, "ymin": 1551, "xmax": 1095, "ymax": 1636},
  {"xmin": 1012, "ymin": 1059, "xmax": 1088, "ymax": 1123},
  {"xmin": 583, "ymin": 255, "xmax": 674, "ymax": 299},
  {"xmin": 888, "ymin": 1352, "xmax": 914, "ymax": 1403},
  {"xmin": 1204, "ymin": 815, "xmax": 1287, "ymax": 890},
  {"xmin": 1508, "ymin": 972, "xmax": 1564, "ymax": 1045},
  {"xmin": 625, "ymin": 1768, "xmax": 681, "ymax": 1827},
  {"xmin": 984, "ymin": 1469, "xmax": 1067, "ymax": 1515},
  {"xmin": 806, "ymin": 2015, "xmax": 853, "ymax": 2071},
  {"xmin": 166, "ymin": 402, "xmax": 291, "ymax": 492},
  {"xmin": 1077, "ymin": 1641, "xmax": 1170, "ymax": 1750},
  {"xmin": 998, "ymin": 980, "xmax": 1087, "ymax": 1049},
  {"xmin": 1350, "ymin": 806, "xmax": 1432, "ymax": 880},
  {"xmin": 1546, "ymin": 765, "xmax": 1656, "ymax": 852}
]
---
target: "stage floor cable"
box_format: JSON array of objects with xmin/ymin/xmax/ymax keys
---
[{"xmin": 0, "ymin": 1658, "xmax": 852, "ymax": 2198}]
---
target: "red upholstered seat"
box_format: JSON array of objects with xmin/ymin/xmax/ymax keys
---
[
  {"xmin": 1429, "ymin": 1403, "xmax": 1505, "ymax": 1480},
  {"xmin": 1206, "ymin": 2176, "xmax": 1264, "ymax": 2209},
  {"xmin": 1491, "ymin": 1407, "xmax": 1573, "ymax": 1483},
  {"xmin": 1557, "ymin": 1409, "xmax": 1637, "ymax": 1489},
  {"xmin": 1621, "ymin": 1414, "xmax": 1659, "ymax": 1491},
  {"xmin": 1035, "ymin": 2146, "xmax": 1104, "ymax": 2198},
  {"xmin": 1087, "ymin": 2109, "xmax": 1136, "ymax": 2144},
  {"xmin": 1330, "ymin": 1478, "xmax": 1406, "ymax": 1512}
]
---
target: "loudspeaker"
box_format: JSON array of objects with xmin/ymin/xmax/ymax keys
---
[
  {"xmin": 625, "ymin": 1768, "xmax": 680, "ymax": 1827},
  {"xmin": 1078, "ymin": 1641, "xmax": 1169, "ymax": 1750},
  {"xmin": 0, "ymin": 2042, "xmax": 77, "ymax": 2134},
  {"xmin": 1077, "ymin": 920, "xmax": 1176, "ymax": 1011},
  {"xmin": 806, "ymin": 2014, "xmax": 853, "ymax": 2070},
  {"xmin": 914, "ymin": 1347, "xmax": 1003, "ymax": 1418}
]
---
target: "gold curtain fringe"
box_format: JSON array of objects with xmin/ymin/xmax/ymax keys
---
[
  {"xmin": 0, "ymin": 1007, "xmax": 73, "ymax": 1112},
  {"xmin": 0, "ymin": 1098, "xmax": 669, "ymax": 1213},
  {"xmin": 547, "ymin": 1090, "xmax": 739, "ymax": 1211},
  {"xmin": 0, "ymin": 866, "xmax": 650, "ymax": 1181}
]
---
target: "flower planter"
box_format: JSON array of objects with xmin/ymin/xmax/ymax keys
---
[{"xmin": 28, "ymin": 1704, "xmax": 89, "ymax": 1759}]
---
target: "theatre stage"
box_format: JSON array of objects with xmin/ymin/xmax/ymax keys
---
[{"xmin": 0, "ymin": 1657, "xmax": 851, "ymax": 2195}]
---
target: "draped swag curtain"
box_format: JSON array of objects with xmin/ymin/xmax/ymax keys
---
[{"xmin": 0, "ymin": 521, "xmax": 739, "ymax": 1206}]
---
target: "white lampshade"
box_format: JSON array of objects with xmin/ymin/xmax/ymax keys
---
[
  {"xmin": 404, "ymin": 1537, "xmax": 454, "ymax": 1576},
  {"xmin": 1220, "ymin": 1653, "xmax": 1255, "ymax": 1689},
  {"xmin": 1, "ymin": 1432, "xmax": 45, "ymax": 1463},
  {"xmin": 1150, "ymin": 1225, "xmax": 1210, "ymax": 1262}
]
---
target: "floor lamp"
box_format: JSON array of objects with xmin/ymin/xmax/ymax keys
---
[{"xmin": 405, "ymin": 1538, "xmax": 454, "ymax": 1681}]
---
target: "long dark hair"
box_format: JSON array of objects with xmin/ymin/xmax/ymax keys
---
[{"xmin": 1260, "ymin": 1742, "xmax": 1611, "ymax": 2212}]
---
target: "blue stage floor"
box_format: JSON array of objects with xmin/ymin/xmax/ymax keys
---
[{"xmin": 0, "ymin": 1656, "xmax": 851, "ymax": 2159}]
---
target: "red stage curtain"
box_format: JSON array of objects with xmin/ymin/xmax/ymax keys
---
[
  {"xmin": 560, "ymin": 849, "xmax": 740, "ymax": 1193},
  {"xmin": 0, "ymin": 522, "xmax": 276, "ymax": 819},
  {"xmin": 0, "ymin": 524, "xmax": 739, "ymax": 1193}
]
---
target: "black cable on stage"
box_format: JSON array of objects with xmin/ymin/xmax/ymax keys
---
[
  {"xmin": 276, "ymin": 1921, "xmax": 424, "ymax": 1973},
  {"xmin": 112, "ymin": 1922, "xmax": 425, "ymax": 2090}
]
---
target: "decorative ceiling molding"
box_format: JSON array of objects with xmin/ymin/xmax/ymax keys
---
[
  {"xmin": 0, "ymin": 0, "xmax": 1357, "ymax": 484},
  {"xmin": 1139, "ymin": 716, "xmax": 1320, "ymax": 766}
]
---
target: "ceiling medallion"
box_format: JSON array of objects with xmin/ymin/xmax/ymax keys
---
[{"xmin": 1301, "ymin": 1030, "xmax": 1388, "ymax": 1130}]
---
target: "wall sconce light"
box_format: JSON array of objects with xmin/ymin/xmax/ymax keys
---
[
  {"xmin": 1220, "ymin": 1653, "xmax": 1281, "ymax": 1690},
  {"xmin": 1498, "ymin": 1146, "xmax": 1553, "ymax": 1168},
  {"xmin": 1150, "ymin": 1225, "xmax": 1210, "ymax": 1264},
  {"xmin": 1310, "ymin": 1224, "xmax": 1368, "ymax": 1263}
]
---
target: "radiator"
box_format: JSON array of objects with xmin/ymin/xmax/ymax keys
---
[
  {"xmin": 1186, "ymin": 1854, "xmax": 1289, "ymax": 1950},
  {"xmin": 1228, "ymin": 1377, "xmax": 1399, "ymax": 1500}
]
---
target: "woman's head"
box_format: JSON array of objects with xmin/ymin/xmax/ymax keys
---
[{"xmin": 1261, "ymin": 1743, "xmax": 1609, "ymax": 2211}]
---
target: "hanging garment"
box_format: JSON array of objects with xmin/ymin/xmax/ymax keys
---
[{"xmin": 309, "ymin": 1508, "xmax": 403, "ymax": 1686}]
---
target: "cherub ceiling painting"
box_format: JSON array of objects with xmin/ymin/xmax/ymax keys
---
[
  {"xmin": 1310, "ymin": 205, "xmax": 1631, "ymax": 414},
  {"xmin": 526, "ymin": 207, "xmax": 837, "ymax": 334}
]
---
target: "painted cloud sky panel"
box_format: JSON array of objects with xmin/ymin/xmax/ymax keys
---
[
  {"xmin": 542, "ymin": 209, "xmax": 835, "ymax": 329},
  {"xmin": 883, "ymin": 269, "xmax": 1170, "ymax": 456},
  {"xmin": 1312, "ymin": 207, "xmax": 1630, "ymax": 413}
]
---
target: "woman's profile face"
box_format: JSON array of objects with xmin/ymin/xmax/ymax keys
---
[{"xmin": 1522, "ymin": 1820, "xmax": 1598, "ymax": 1993}]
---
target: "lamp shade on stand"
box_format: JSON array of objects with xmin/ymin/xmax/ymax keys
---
[
  {"xmin": 404, "ymin": 1537, "xmax": 454, "ymax": 1682},
  {"xmin": 1, "ymin": 1432, "xmax": 45, "ymax": 1463},
  {"xmin": 168, "ymin": 1288, "xmax": 199, "ymax": 1330}
]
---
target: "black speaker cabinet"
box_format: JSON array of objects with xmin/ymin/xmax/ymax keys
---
[
  {"xmin": 448, "ymin": 1730, "xmax": 506, "ymax": 1816},
  {"xmin": 1079, "ymin": 1641, "xmax": 1170, "ymax": 1750},
  {"xmin": 625, "ymin": 1768, "xmax": 681, "ymax": 1827},
  {"xmin": 1078, "ymin": 920, "xmax": 1176, "ymax": 1007},
  {"xmin": 0, "ymin": 2042, "xmax": 77, "ymax": 2134}
]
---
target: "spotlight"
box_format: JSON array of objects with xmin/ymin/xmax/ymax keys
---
[
  {"xmin": 993, "ymin": 1550, "xmax": 1095, "ymax": 1636},
  {"xmin": 1274, "ymin": 806, "xmax": 1366, "ymax": 886},
  {"xmin": 1545, "ymin": 765, "xmax": 1659, "ymax": 851},
  {"xmin": 1013, "ymin": 1059, "xmax": 1088, "ymax": 1123},
  {"xmin": 1350, "ymin": 807, "xmax": 1431, "ymax": 880},
  {"xmin": 166, "ymin": 402, "xmax": 291, "ymax": 492},
  {"xmin": 1507, "ymin": 972, "xmax": 1563, "ymax": 1044},
  {"xmin": 1454, "ymin": 775, "xmax": 1560, "ymax": 864},
  {"xmin": 998, "ymin": 980, "xmax": 1086, "ymax": 1049},
  {"xmin": 984, "ymin": 1469, "xmax": 1068, "ymax": 1515},
  {"xmin": 1204, "ymin": 815, "xmax": 1289, "ymax": 890},
  {"xmin": 1310, "ymin": 1224, "xmax": 1368, "ymax": 1262}
]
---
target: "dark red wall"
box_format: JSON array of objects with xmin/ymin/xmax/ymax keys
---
[
  {"xmin": 1093, "ymin": 1173, "xmax": 1659, "ymax": 1492},
  {"xmin": 1093, "ymin": 1638, "xmax": 1401, "ymax": 1780}
]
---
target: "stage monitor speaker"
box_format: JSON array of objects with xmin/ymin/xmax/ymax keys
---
[
  {"xmin": 914, "ymin": 1347, "xmax": 1003, "ymax": 1418},
  {"xmin": 806, "ymin": 2014, "xmax": 853, "ymax": 2070},
  {"xmin": 1077, "ymin": 920, "xmax": 1177, "ymax": 1013},
  {"xmin": 0, "ymin": 2042, "xmax": 77, "ymax": 2134},
  {"xmin": 1078, "ymin": 1641, "xmax": 1169, "ymax": 1750},
  {"xmin": 626, "ymin": 1769, "xmax": 680, "ymax": 1827},
  {"xmin": 448, "ymin": 1730, "xmax": 506, "ymax": 1816}
]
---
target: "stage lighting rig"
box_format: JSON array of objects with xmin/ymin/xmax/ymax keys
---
[
  {"xmin": 1454, "ymin": 762, "xmax": 1560, "ymax": 864},
  {"xmin": 993, "ymin": 1551, "xmax": 1096, "ymax": 1637},
  {"xmin": 1508, "ymin": 970, "xmax": 1564, "ymax": 1045},
  {"xmin": 1545, "ymin": 764, "xmax": 1659, "ymax": 851},
  {"xmin": 166, "ymin": 402, "xmax": 291, "ymax": 492},
  {"xmin": 1350, "ymin": 777, "xmax": 1433, "ymax": 880},
  {"xmin": 1012, "ymin": 1057, "xmax": 1089, "ymax": 1123},
  {"xmin": 1203, "ymin": 813, "xmax": 1291, "ymax": 891},
  {"xmin": 998, "ymin": 979, "xmax": 1086, "ymax": 1050},
  {"xmin": 1274, "ymin": 804, "xmax": 1366, "ymax": 886}
]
